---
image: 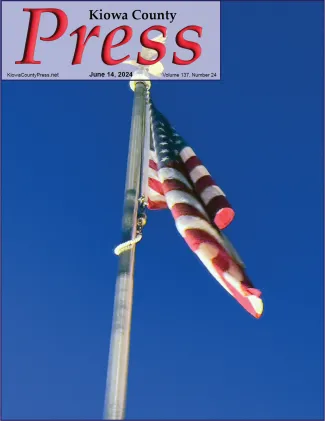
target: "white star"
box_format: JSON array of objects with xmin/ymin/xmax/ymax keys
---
[
  {"xmin": 161, "ymin": 157, "xmax": 169, "ymax": 162},
  {"xmin": 160, "ymin": 149, "xmax": 169, "ymax": 154}
]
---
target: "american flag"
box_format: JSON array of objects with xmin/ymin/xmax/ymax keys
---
[{"xmin": 146, "ymin": 98, "xmax": 263, "ymax": 319}]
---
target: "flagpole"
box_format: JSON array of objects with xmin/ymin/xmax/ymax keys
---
[{"xmin": 104, "ymin": 77, "xmax": 150, "ymax": 420}]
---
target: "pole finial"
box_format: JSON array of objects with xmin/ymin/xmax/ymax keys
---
[{"xmin": 129, "ymin": 69, "xmax": 151, "ymax": 92}]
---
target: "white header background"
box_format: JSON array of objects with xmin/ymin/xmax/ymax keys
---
[{"xmin": 2, "ymin": 1, "xmax": 220, "ymax": 81}]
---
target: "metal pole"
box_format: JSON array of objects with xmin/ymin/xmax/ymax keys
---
[{"xmin": 104, "ymin": 81, "xmax": 148, "ymax": 420}]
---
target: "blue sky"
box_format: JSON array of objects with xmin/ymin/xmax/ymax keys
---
[{"xmin": 2, "ymin": 1, "xmax": 324, "ymax": 419}]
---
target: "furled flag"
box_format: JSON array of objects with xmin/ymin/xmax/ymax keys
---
[{"xmin": 146, "ymin": 98, "xmax": 263, "ymax": 319}]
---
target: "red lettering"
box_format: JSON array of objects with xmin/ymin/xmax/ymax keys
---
[
  {"xmin": 70, "ymin": 26, "xmax": 100, "ymax": 65},
  {"xmin": 137, "ymin": 26, "xmax": 167, "ymax": 65},
  {"xmin": 172, "ymin": 25, "xmax": 202, "ymax": 65},
  {"xmin": 101, "ymin": 25, "xmax": 132, "ymax": 65},
  {"xmin": 15, "ymin": 8, "xmax": 68, "ymax": 64}
]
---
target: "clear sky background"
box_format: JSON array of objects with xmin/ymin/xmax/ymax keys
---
[{"xmin": 2, "ymin": 1, "xmax": 324, "ymax": 419}]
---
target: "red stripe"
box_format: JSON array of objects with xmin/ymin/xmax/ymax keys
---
[
  {"xmin": 171, "ymin": 203, "xmax": 208, "ymax": 221},
  {"xmin": 194, "ymin": 175, "xmax": 215, "ymax": 194},
  {"xmin": 247, "ymin": 288, "xmax": 262, "ymax": 298},
  {"xmin": 206, "ymin": 195, "xmax": 232, "ymax": 218},
  {"xmin": 183, "ymin": 155, "xmax": 202, "ymax": 172},
  {"xmin": 147, "ymin": 199, "xmax": 167, "ymax": 210},
  {"xmin": 212, "ymin": 251, "xmax": 231, "ymax": 272},
  {"xmin": 161, "ymin": 178, "xmax": 193, "ymax": 196},
  {"xmin": 182, "ymin": 156, "xmax": 235, "ymax": 229},
  {"xmin": 148, "ymin": 178, "xmax": 164, "ymax": 196},
  {"xmin": 149, "ymin": 159, "xmax": 158, "ymax": 171},
  {"xmin": 183, "ymin": 228, "xmax": 221, "ymax": 252},
  {"xmin": 164, "ymin": 161, "xmax": 190, "ymax": 180}
]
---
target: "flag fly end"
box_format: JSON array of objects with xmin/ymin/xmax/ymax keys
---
[{"xmin": 215, "ymin": 208, "xmax": 235, "ymax": 230}]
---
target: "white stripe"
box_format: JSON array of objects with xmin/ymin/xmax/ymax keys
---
[
  {"xmin": 194, "ymin": 246, "xmax": 247, "ymax": 301},
  {"xmin": 196, "ymin": 241, "xmax": 218, "ymax": 260},
  {"xmin": 189, "ymin": 165, "xmax": 210, "ymax": 183},
  {"xmin": 174, "ymin": 215, "xmax": 221, "ymax": 241},
  {"xmin": 247, "ymin": 295, "xmax": 263, "ymax": 315},
  {"xmin": 223, "ymin": 272, "xmax": 243, "ymax": 291},
  {"xmin": 148, "ymin": 187, "xmax": 166, "ymax": 203},
  {"xmin": 225, "ymin": 262, "xmax": 244, "ymax": 284},
  {"xmin": 165, "ymin": 191, "xmax": 208, "ymax": 218},
  {"xmin": 201, "ymin": 185, "xmax": 226, "ymax": 205},
  {"xmin": 170, "ymin": 216, "xmax": 242, "ymax": 298},
  {"xmin": 158, "ymin": 167, "xmax": 192, "ymax": 190},
  {"xmin": 149, "ymin": 150, "xmax": 158, "ymax": 161},
  {"xmin": 197, "ymin": 251, "xmax": 233, "ymax": 295},
  {"xmin": 148, "ymin": 167, "xmax": 160, "ymax": 181},
  {"xmin": 189, "ymin": 241, "xmax": 233, "ymax": 296},
  {"xmin": 174, "ymin": 214, "xmax": 230, "ymax": 250},
  {"xmin": 179, "ymin": 146, "xmax": 195, "ymax": 162}
]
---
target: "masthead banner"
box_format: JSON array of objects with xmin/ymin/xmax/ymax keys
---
[{"xmin": 2, "ymin": 1, "xmax": 220, "ymax": 81}]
